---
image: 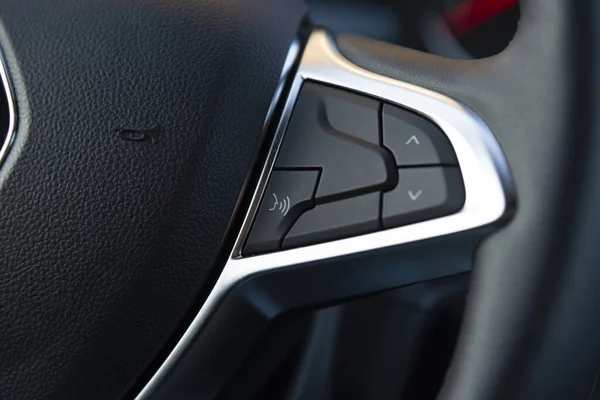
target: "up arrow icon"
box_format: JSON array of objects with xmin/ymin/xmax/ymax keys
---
[{"xmin": 405, "ymin": 135, "xmax": 420, "ymax": 145}]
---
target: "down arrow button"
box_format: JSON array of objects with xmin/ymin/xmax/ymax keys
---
[{"xmin": 383, "ymin": 167, "xmax": 465, "ymax": 228}]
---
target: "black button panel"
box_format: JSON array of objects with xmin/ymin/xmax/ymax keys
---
[
  {"xmin": 283, "ymin": 193, "xmax": 379, "ymax": 250},
  {"xmin": 243, "ymin": 83, "xmax": 466, "ymax": 255},
  {"xmin": 274, "ymin": 83, "xmax": 396, "ymax": 201}
]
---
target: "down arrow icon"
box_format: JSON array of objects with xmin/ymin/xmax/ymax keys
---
[{"xmin": 408, "ymin": 190, "xmax": 423, "ymax": 201}]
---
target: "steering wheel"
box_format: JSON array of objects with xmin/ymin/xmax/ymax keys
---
[{"xmin": 1, "ymin": 0, "xmax": 598, "ymax": 399}]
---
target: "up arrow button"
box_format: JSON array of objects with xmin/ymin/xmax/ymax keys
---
[
  {"xmin": 382, "ymin": 104, "xmax": 458, "ymax": 166},
  {"xmin": 405, "ymin": 135, "xmax": 420, "ymax": 145}
]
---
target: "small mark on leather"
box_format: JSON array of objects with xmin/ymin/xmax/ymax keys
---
[{"xmin": 114, "ymin": 125, "xmax": 160, "ymax": 144}]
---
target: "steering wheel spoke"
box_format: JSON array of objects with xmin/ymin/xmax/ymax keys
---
[{"xmin": 138, "ymin": 28, "xmax": 514, "ymax": 399}]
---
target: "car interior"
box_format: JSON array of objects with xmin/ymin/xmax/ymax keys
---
[{"xmin": 1, "ymin": 0, "xmax": 599, "ymax": 399}]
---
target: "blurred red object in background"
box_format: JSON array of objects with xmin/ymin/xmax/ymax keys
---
[{"xmin": 445, "ymin": 0, "xmax": 518, "ymax": 36}]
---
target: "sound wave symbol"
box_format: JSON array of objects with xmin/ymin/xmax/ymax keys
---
[{"xmin": 268, "ymin": 193, "xmax": 291, "ymax": 216}]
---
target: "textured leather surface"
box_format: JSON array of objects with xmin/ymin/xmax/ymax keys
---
[
  {"xmin": 338, "ymin": 0, "xmax": 600, "ymax": 399},
  {"xmin": 0, "ymin": 0, "xmax": 304, "ymax": 399}
]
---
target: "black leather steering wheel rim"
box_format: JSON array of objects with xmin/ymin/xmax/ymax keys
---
[{"xmin": 337, "ymin": 1, "xmax": 600, "ymax": 398}]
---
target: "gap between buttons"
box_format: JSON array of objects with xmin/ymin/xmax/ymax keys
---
[{"xmin": 278, "ymin": 168, "xmax": 323, "ymax": 250}]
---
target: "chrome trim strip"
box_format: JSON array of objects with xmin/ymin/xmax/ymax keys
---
[
  {"xmin": 136, "ymin": 30, "xmax": 512, "ymax": 399},
  {"xmin": 0, "ymin": 45, "xmax": 16, "ymax": 168}
]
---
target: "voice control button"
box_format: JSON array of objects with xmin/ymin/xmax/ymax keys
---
[{"xmin": 243, "ymin": 169, "xmax": 320, "ymax": 256}]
